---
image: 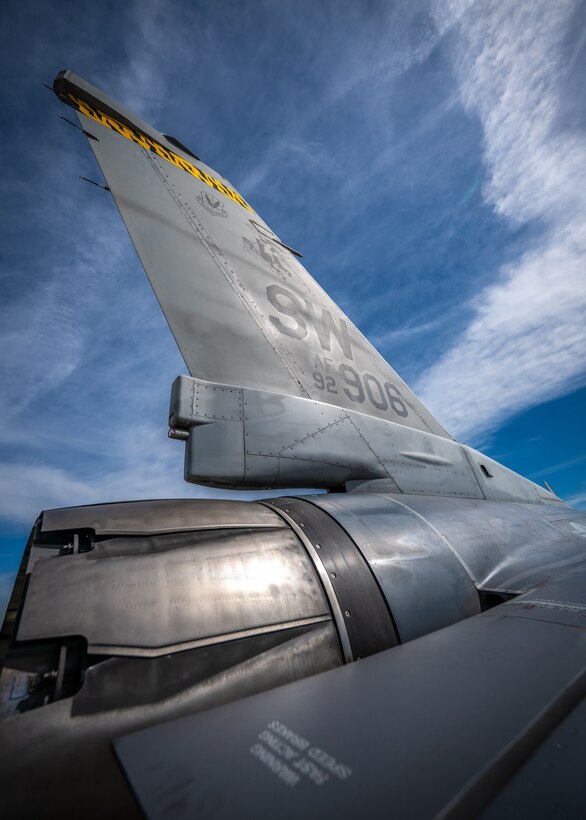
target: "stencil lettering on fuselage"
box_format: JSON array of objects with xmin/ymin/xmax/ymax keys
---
[
  {"xmin": 243, "ymin": 234, "xmax": 296, "ymax": 281},
  {"xmin": 266, "ymin": 283, "xmax": 409, "ymax": 419}
]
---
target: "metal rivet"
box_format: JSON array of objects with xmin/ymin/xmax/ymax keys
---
[
  {"xmin": 344, "ymin": 610, "xmax": 351, "ymax": 618},
  {"xmin": 315, "ymin": 543, "xmax": 321, "ymax": 549},
  {"xmin": 331, "ymin": 572, "xmax": 336, "ymax": 579}
]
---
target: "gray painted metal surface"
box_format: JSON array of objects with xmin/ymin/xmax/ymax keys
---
[
  {"xmin": 0, "ymin": 623, "xmax": 342, "ymax": 819},
  {"xmin": 114, "ymin": 565, "xmax": 586, "ymax": 820},
  {"xmin": 171, "ymin": 374, "xmax": 564, "ymax": 502},
  {"xmin": 480, "ymin": 699, "xmax": 586, "ymax": 819},
  {"xmin": 55, "ymin": 70, "xmax": 447, "ymax": 439}
]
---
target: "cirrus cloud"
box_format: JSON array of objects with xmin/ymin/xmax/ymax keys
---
[{"xmin": 417, "ymin": 0, "xmax": 586, "ymax": 441}]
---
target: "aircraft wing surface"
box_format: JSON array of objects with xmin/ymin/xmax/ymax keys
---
[{"xmin": 116, "ymin": 563, "xmax": 586, "ymax": 819}]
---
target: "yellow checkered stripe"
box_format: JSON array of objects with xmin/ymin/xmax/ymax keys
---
[{"xmin": 68, "ymin": 94, "xmax": 253, "ymax": 212}]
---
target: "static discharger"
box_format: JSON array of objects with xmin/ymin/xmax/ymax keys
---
[{"xmin": 79, "ymin": 176, "xmax": 110, "ymax": 192}]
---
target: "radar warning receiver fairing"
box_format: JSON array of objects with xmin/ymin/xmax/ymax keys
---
[{"xmin": 1, "ymin": 71, "xmax": 585, "ymax": 819}]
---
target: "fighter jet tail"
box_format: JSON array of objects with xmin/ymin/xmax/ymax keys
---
[{"xmin": 53, "ymin": 71, "xmax": 560, "ymax": 504}]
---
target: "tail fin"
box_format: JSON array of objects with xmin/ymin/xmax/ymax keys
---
[
  {"xmin": 57, "ymin": 71, "xmax": 524, "ymax": 495},
  {"xmin": 54, "ymin": 72, "xmax": 446, "ymax": 432}
]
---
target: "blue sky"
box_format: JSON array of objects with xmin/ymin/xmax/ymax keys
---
[{"xmin": 1, "ymin": 0, "xmax": 585, "ymax": 616}]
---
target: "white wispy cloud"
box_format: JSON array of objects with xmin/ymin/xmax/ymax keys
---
[
  {"xmin": 238, "ymin": 2, "xmax": 468, "ymax": 201},
  {"xmin": 0, "ymin": 2, "xmax": 196, "ymax": 522},
  {"xmin": 417, "ymin": 0, "xmax": 586, "ymax": 441},
  {"xmin": 113, "ymin": 0, "xmax": 192, "ymax": 118},
  {"xmin": 0, "ymin": 201, "xmax": 129, "ymax": 426},
  {"xmin": 0, "ymin": 422, "xmax": 226, "ymax": 525},
  {"xmin": 0, "ymin": 464, "xmax": 98, "ymax": 522},
  {"xmin": 529, "ymin": 453, "xmax": 586, "ymax": 479},
  {"xmin": 0, "ymin": 445, "xmax": 314, "ymax": 526},
  {"xmin": 568, "ymin": 494, "xmax": 586, "ymax": 509}
]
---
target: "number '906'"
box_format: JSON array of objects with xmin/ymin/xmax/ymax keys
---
[{"xmin": 313, "ymin": 365, "xmax": 408, "ymax": 418}]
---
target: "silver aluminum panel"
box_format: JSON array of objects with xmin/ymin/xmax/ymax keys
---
[
  {"xmin": 17, "ymin": 527, "xmax": 330, "ymax": 653},
  {"xmin": 41, "ymin": 498, "xmax": 285, "ymax": 535},
  {"xmin": 312, "ymin": 493, "xmax": 586, "ymax": 600},
  {"xmin": 387, "ymin": 495, "xmax": 586, "ymax": 593},
  {"xmin": 306, "ymin": 493, "xmax": 480, "ymax": 642}
]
